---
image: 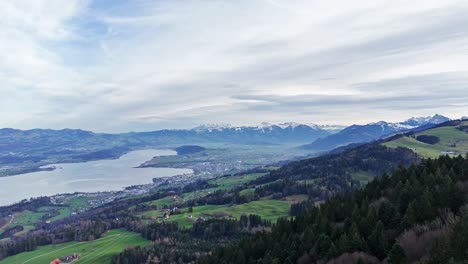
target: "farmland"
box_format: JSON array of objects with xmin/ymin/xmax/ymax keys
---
[
  {"xmin": 139, "ymin": 199, "xmax": 291, "ymax": 228},
  {"xmin": 0, "ymin": 229, "xmax": 149, "ymax": 264}
]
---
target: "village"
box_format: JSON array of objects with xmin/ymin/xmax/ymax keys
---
[{"xmin": 49, "ymin": 173, "xmax": 205, "ymax": 216}]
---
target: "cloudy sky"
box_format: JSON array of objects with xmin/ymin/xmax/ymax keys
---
[{"xmin": 1, "ymin": 0, "xmax": 468, "ymax": 132}]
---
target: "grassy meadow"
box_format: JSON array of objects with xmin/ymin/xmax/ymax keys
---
[{"xmin": 0, "ymin": 229, "xmax": 149, "ymax": 264}]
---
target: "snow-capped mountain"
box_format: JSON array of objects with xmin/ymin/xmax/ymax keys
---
[
  {"xmin": 192, "ymin": 123, "xmax": 233, "ymax": 132},
  {"xmin": 301, "ymin": 114, "xmax": 450, "ymax": 152},
  {"xmin": 400, "ymin": 114, "xmax": 450, "ymax": 127},
  {"xmin": 191, "ymin": 122, "xmax": 330, "ymax": 143},
  {"xmin": 312, "ymin": 124, "xmax": 347, "ymax": 134},
  {"xmin": 277, "ymin": 122, "xmax": 304, "ymax": 129}
]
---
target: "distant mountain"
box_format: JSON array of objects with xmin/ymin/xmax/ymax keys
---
[
  {"xmin": 0, "ymin": 123, "xmax": 330, "ymax": 175},
  {"xmin": 310, "ymin": 124, "xmax": 346, "ymax": 134},
  {"xmin": 0, "ymin": 128, "xmax": 121, "ymax": 154},
  {"xmin": 0, "ymin": 128, "xmax": 130, "ymax": 175},
  {"xmin": 190, "ymin": 122, "xmax": 330, "ymax": 144},
  {"xmin": 301, "ymin": 114, "xmax": 451, "ymax": 152},
  {"xmin": 399, "ymin": 114, "xmax": 450, "ymax": 127}
]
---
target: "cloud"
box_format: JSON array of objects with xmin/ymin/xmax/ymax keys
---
[{"xmin": 0, "ymin": 0, "xmax": 467, "ymax": 132}]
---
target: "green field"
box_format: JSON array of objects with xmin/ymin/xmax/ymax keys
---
[
  {"xmin": 239, "ymin": 188, "xmax": 255, "ymax": 196},
  {"xmin": 283, "ymin": 195, "xmax": 309, "ymax": 204},
  {"xmin": 11, "ymin": 211, "xmax": 44, "ymax": 227},
  {"xmin": 0, "ymin": 229, "xmax": 149, "ymax": 264},
  {"xmin": 144, "ymin": 195, "xmax": 175, "ymax": 208},
  {"xmin": 208, "ymin": 173, "xmax": 266, "ymax": 190},
  {"xmin": 383, "ymin": 122, "xmax": 468, "ymax": 158},
  {"xmin": 1, "ymin": 195, "xmax": 112, "ymax": 237},
  {"xmin": 1, "ymin": 206, "xmax": 72, "ymax": 236},
  {"xmin": 142, "ymin": 173, "xmax": 267, "ymax": 209},
  {"xmin": 140, "ymin": 199, "xmax": 290, "ymax": 228},
  {"xmin": 351, "ymin": 170, "xmax": 375, "ymax": 185},
  {"xmin": 47, "ymin": 207, "xmax": 73, "ymax": 222}
]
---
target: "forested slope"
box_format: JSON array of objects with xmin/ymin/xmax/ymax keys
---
[
  {"xmin": 200, "ymin": 155, "xmax": 468, "ymax": 263},
  {"xmin": 252, "ymin": 144, "xmax": 419, "ymax": 201}
]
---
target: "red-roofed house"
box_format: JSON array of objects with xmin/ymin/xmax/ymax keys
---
[{"xmin": 50, "ymin": 259, "xmax": 61, "ymax": 264}]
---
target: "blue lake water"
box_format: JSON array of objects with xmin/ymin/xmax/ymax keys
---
[{"xmin": 0, "ymin": 149, "xmax": 192, "ymax": 206}]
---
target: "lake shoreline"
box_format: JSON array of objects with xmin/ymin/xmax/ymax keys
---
[
  {"xmin": 0, "ymin": 149, "xmax": 192, "ymax": 206},
  {"xmin": 0, "ymin": 149, "xmax": 141, "ymax": 178},
  {"xmin": 0, "ymin": 147, "xmax": 184, "ymax": 178}
]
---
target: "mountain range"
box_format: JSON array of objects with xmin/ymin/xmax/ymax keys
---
[
  {"xmin": 301, "ymin": 114, "xmax": 451, "ymax": 152},
  {"xmin": 190, "ymin": 122, "xmax": 330, "ymax": 143},
  {"xmin": 0, "ymin": 122, "xmax": 329, "ymax": 175},
  {"xmin": 0, "ymin": 114, "xmax": 455, "ymax": 176}
]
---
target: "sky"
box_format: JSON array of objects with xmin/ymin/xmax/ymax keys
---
[{"xmin": 1, "ymin": 0, "xmax": 468, "ymax": 132}]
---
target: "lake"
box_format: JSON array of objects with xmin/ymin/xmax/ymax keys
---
[{"xmin": 0, "ymin": 149, "xmax": 192, "ymax": 206}]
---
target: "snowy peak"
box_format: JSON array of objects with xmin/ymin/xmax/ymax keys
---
[
  {"xmin": 190, "ymin": 122, "xmax": 330, "ymax": 143},
  {"xmin": 192, "ymin": 122, "xmax": 326, "ymax": 132},
  {"xmin": 312, "ymin": 124, "xmax": 347, "ymax": 134},
  {"xmin": 368, "ymin": 121, "xmax": 413, "ymax": 130},
  {"xmin": 366, "ymin": 114, "xmax": 450, "ymax": 131},
  {"xmin": 277, "ymin": 122, "xmax": 300, "ymax": 129},
  {"xmin": 430, "ymin": 114, "xmax": 451, "ymax": 124},
  {"xmin": 255, "ymin": 122, "xmax": 277, "ymax": 130},
  {"xmin": 401, "ymin": 114, "xmax": 450, "ymax": 127},
  {"xmin": 192, "ymin": 123, "xmax": 233, "ymax": 132},
  {"xmin": 277, "ymin": 122, "xmax": 313, "ymax": 130},
  {"xmin": 368, "ymin": 121, "xmax": 388, "ymax": 126}
]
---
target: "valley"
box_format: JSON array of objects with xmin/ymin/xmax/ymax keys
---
[
  {"xmin": 0, "ymin": 118, "xmax": 467, "ymax": 264},
  {"xmin": 0, "ymin": 123, "xmax": 327, "ymax": 177},
  {"xmin": 139, "ymin": 144, "xmax": 308, "ymax": 175}
]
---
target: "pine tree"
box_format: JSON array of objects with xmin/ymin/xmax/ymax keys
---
[
  {"xmin": 337, "ymin": 233, "xmax": 351, "ymax": 253},
  {"xmin": 368, "ymin": 221, "xmax": 386, "ymax": 259},
  {"xmin": 387, "ymin": 244, "xmax": 405, "ymax": 264},
  {"xmin": 315, "ymin": 234, "xmax": 332, "ymax": 259},
  {"xmin": 348, "ymin": 223, "xmax": 367, "ymax": 251}
]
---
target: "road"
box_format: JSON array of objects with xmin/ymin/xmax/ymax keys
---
[{"xmin": 0, "ymin": 214, "xmax": 15, "ymax": 231}]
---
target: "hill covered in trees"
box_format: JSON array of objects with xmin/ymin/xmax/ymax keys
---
[
  {"xmin": 200, "ymin": 155, "xmax": 468, "ymax": 263},
  {"xmin": 251, "ymin": 144, "xmax": 419, "ymax": 202}
]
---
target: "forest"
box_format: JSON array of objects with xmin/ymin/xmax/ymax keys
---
[{"xmin": 200, "ymin": 155, "xmax": 468, "ymax": 263}]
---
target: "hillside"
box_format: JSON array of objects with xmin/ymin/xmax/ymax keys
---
[
  {"xmin": 174, "ymin": 145, "xmax": 207, "ymax": 155},
  {"xmin": 0, "ymin": 229, "xmax": 149, "ymax": 264},
  {"xmin": 200, "ymin": 155, "xmax": 468, "ymax": 263},
  {"xmin": 383, "ymin": 120, "xmax": 468, "ymax": 158}
]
